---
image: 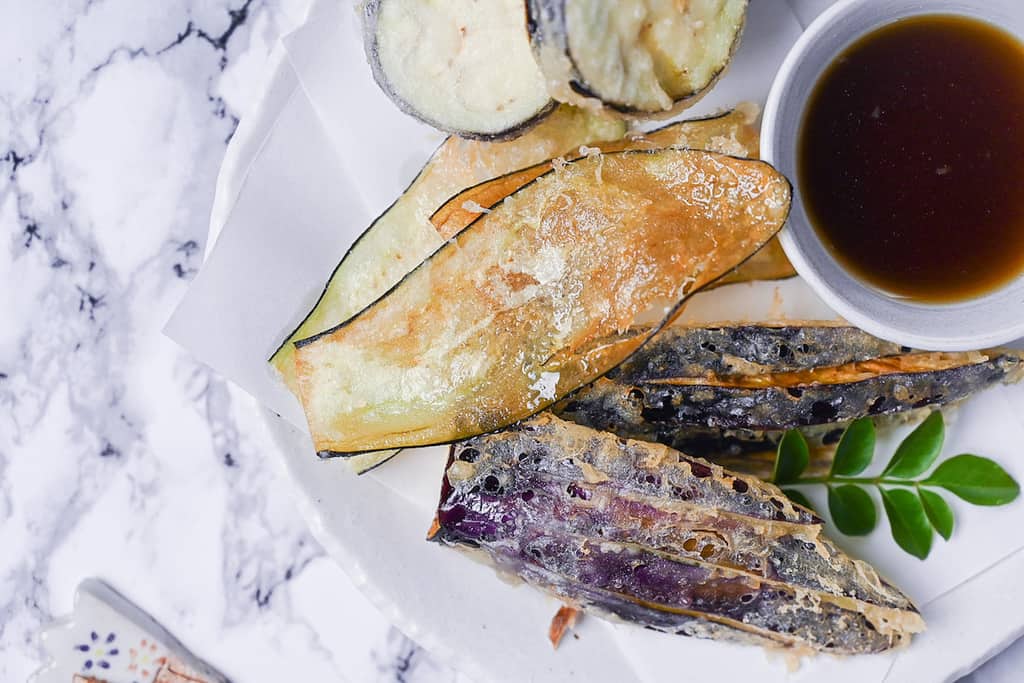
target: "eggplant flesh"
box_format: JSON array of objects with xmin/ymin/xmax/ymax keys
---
[
  {"xmin": 364, "ymin": 0, "xmax": 553, "ymax": 139},
  {"xmin": 270, "ymin": 107, "xmax": 622, "ymax": 473},
  {"xmin": 273, "ymin": 108, "xmax": 759, "ymax": 398},
  {"xmin": 428, "ymin": 108, "xmax": 793, "ymax": 288},
  {"xmin": 293, "ymin": 149, "xmax": 791, "ymax": 455},
  {"xmin": 433, "ymin": 414, "xmax": 924, "ymax": 654},
  {"xmin": 528, "ymin": 0, "xmax": 748, "ymax": 114},
  {"xmin": 553, "ymin": 324, "xmax": 1024, "ymax": 451},
  {"xmin": 270, "ymin": 106, "xmax": 624, "ymax": 396},
  {"xmin": 430, "ymin": 107, "xmax": 762, "ymax": 237}
]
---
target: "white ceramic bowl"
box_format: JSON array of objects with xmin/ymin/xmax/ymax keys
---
[{"xmin": 762, "ymin": 0, "xmax": 1024, "ymax": 350}]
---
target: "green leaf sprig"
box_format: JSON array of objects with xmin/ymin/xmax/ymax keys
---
[{"xmin": 772, "ymin": 412, "xmax": 1020, "ymax": 559}]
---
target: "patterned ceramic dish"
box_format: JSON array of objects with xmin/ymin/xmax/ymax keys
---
[{"xmin": 31, "ymin": 580, "xmax": 227, "ymax": 683}]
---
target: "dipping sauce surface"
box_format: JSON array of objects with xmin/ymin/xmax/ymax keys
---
[{"xmin": 799, "ymin": 15, "xmax": 1024, "ymax": 302}]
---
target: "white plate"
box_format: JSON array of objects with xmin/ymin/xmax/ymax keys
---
[{"xmin": 193, "ymin": 4, "xmax": 1024, "ymax": 681}]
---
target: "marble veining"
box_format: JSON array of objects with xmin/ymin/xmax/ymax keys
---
[{"xmin": 0, "ymin": 1, "xmax": 459, "ymax": 680}]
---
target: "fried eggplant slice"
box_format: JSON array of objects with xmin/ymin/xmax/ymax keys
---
[
  {"xmin": 274, "ymin": 108, "xmax": 622, "ymax": 474},
  {"xmin": 433, "ymin": 414, "xmax": 924, "ymax": 653},
  {"xmin": 271, "ymin": 106, "xmax": 625, "ymax": 396},
  {"xmin": 528, "ymin": 0, "xmax": 748, "ymax": 114},
  {"xmin": 553, "ymin": 324, "xmax": 1024, "ymax": 439},
  {"xmin": 711, "ymin": 237, "xmax": 795, "ymax": 289},
  {"xmin": 431, "ymin": 109, "xmax": 794, "ymax": 285},
  {"xmin": 363, "ymin": 0, "xmax": 553, "ymax": 139},
  {"xmin": 294, "ymin": 149, "xmax": 791, "ymax": 455},
  {"xmin": 430, "ymin": 107, "xmax": 760, "ymax": 236},
  {"xmin": 669, "ymin": 410, "xmax": 942, "ymax": 479},
  {"xmin": 604, "ymin": 324, "xmax": 905, "ymax": 377}
]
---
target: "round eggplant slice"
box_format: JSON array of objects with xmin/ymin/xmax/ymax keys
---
[
  {"xmin": 528, "ymin": 0, "xmax": 748, "ymax": 115},
  {"xmin": 363, "ymin": 0, "xmax": 555, "ymax": 140}
]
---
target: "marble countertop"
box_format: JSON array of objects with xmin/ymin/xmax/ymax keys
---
[
  {"xmin": 0, "ymin": 1, "xmax": 463, "ymax": 680},
  {"xmin": 0, "ymin": 1, "xmax": 1020, "ymax": 681}
]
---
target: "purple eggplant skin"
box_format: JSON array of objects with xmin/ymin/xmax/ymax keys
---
[
  {"xmin": 526, "ymin": 0, "xmax": 746, "ymax": 115},
  {"xmin": 362, "ymin": 0, "xmax": 555, "ymax": 141},
  {"xmin": 433, "ymin": 414, "xmax": 924, "ymax": 654},
  {"xmin": 552, "ymin": 327, "xmax": 1024, "ymax": 436}
]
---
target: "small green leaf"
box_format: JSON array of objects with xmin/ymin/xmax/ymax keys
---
[
  {"xmin": 923, "ymin": 454, "xmax": 1021, "ymax": 506},
  {"xmin": 919, "ymin": 489, "xmax": 954, "ymax": 540},
  {"xmin": 828, "ymin": 485, "xmax": 877, "ymax": 536},
  {"xmin": 883, "ymin": 411, "xmax": 944, "ymax": 479},
  {"xmin": 783, "ymin": 488, "xmax": 816, "ymax": 513},
  {"xmin": 880, "ymin": 488, "xmax": 933, "ymax": 559},
  {"xmin": 772, "ymin": 430, "xmax": 810, "ymax": 485},
  {"xmin": 831, "ymin": 418, "xmax": 876, "ymax": 477}
]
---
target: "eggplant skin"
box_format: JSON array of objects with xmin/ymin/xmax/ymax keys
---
[
  {"xmin": 604, "ymin": 324, "xmax": 905, "ymax": 380},
  {"xmin": 433, "ymin": 414, "xmax": 924, "ymax": 654},
  {"xmin": 553, "ymin": 326, "xmax": 1024, "ymax": 437},
  {"xmin": 363, "ymin": 0, "xmax": 555, "ymax": 140},
  {"xmin": 527, "ymin": 0, "xmax": 748, "ymax": 115},
  {"xmin": 560, "ymin": 351, "xmax": 1024, "ymax": 433},
  {"xmin": 349, "ymin": 449, "xmax": 399, "ymax": 475}
]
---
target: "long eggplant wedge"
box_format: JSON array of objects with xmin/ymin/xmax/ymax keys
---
[
  {"xmin": 528, "ymin": 0, "xmax": 748, "ymax": 115},
  {"xmin": 271, "ymin": 106, "xmax": 624, "ymax": 395},
  {"xmin": 350, "ymin": 113, "xmax": 782, "ymax": 472},
  {"xmin": 268, "ymin": 107, "xmax": 621, "ymax": 474},
  {"xmin": 553, "ymin": 324, "xmax": 1024, "ymax": 443},
  {"xmin": 364, "ymin": 0, "xmax": 554, "ymax": 139},
  {"xmin": 430, "ymin": 108, "xmax": 794, "ymax": 287},
  {"xmin": 294, "ymin": 150, "xmax": 791, "ymax": 455},
  {"xmin": 276, "ymin": 107, "xmax": 770, "ymax": 395},
  {"xmin": 430, "ymin": 107, "xmax": 761, "ymax": 237},
  {"xmin": 432, "ymin": 414, "xmax": 925, "ymax": 654}
]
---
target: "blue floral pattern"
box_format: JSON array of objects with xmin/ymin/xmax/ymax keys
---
[{"xmin": 76, "ymin": 630, "xmax": 119, "ymax": 671}]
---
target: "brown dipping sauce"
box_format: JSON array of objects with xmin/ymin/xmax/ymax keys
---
[{"xmin": 799, "ymin": 15, "xmax": 1024, "ymax": 302}]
